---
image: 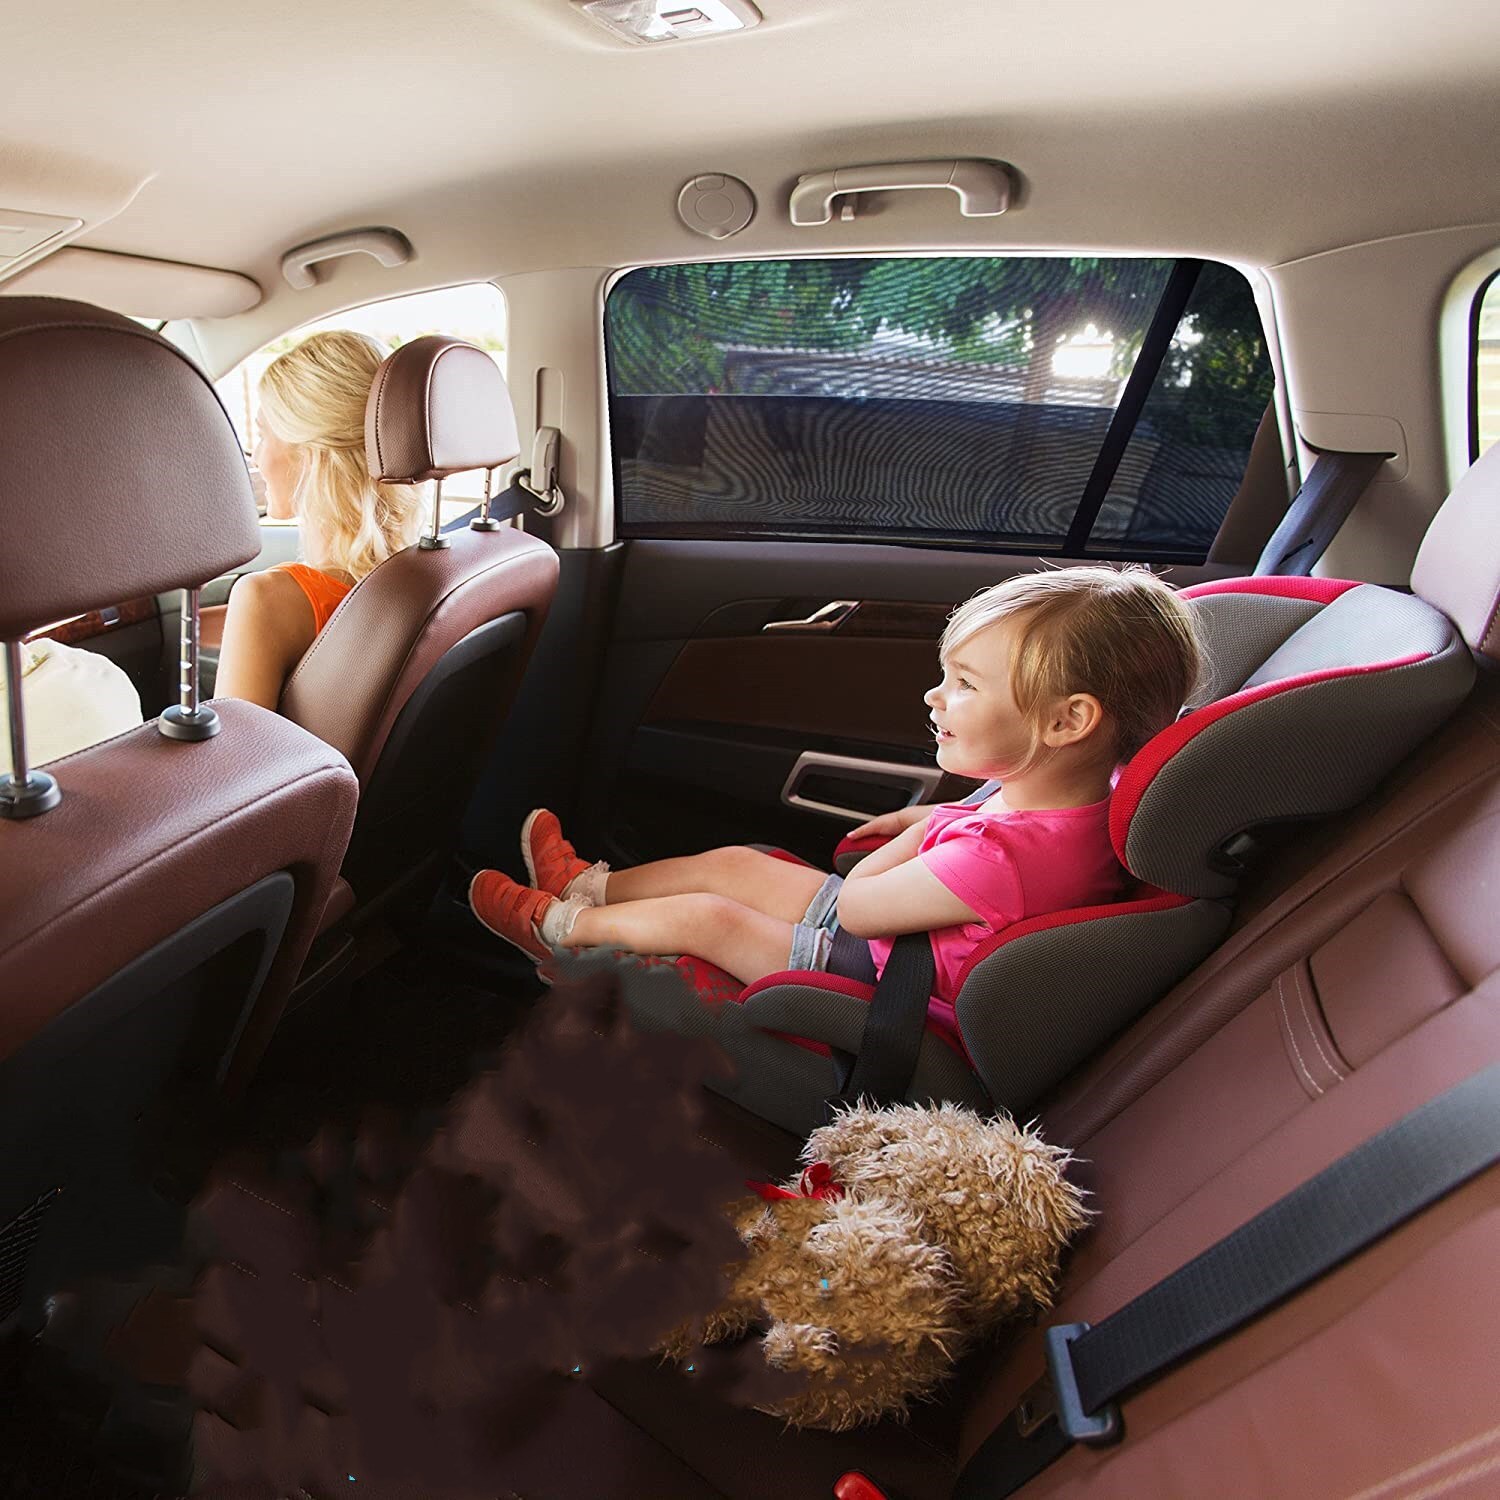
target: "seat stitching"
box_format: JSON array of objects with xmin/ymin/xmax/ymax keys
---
[
  {"xmin": 1481, "ymin": 598, "xmax": 1500, "ymax": 656},
  {"xmin": 1291, "ymin": 964, "xmax": 1346, "ymax": 1082},
  {"xmin": 227, "ymin": 1180, "xmax": 299, "ymax": 1219},
  {"xmin": 1275, "ymin": 973, "xmax": 1323, "ymax": 1096},
  {"xmin": 1381, "ymin": 1450, "xmax": 1500, "ymax": 1500},
  {"xmin": 0, "ymin": 761, "xmax": 351, "ymax": 960},
  {"xmin": 1346, "ymin": 1421, "xmax": 1500, "ymax": 1500},
  {"xmin": 372, "ymin": 359, "xmax": 390, "ymax": 476}
]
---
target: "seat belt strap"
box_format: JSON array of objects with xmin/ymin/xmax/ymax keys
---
[
  {"xmin": 826, "ymin": 929, "xmax": 935, "ymax": 1118},
  {"xmin": 1253, "ymin": 449, "xmax": 1387, "ymax": 576},
  {"xmin": 954, "ymin": 1063, "xmax": 1500, "ymax": 1498}
]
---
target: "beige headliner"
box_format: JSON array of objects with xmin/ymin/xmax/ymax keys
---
[
  {"xmin": 5, "ymin": 0, "xmax": 1500, "ymax": 306},
  {"xmin": 5, "ymin": 0, "xmax": 1499, "ymax": 582}
]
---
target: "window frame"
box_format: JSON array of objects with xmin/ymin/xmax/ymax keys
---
[
  {"xmin": 602, "ymin": 252, "xmax": 1275, "ymax": 564},
  {"xmin": 1468, "ymin": 265, "xmax": 1500, "ymax": 464},
  {"xmin": 1440, "ymin": 245, "xmax": 1500, "ymax": 487}
]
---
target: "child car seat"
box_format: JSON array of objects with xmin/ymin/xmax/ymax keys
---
[{"xmin": 586, "ymin": 572, "xmax": 1475, "ymax": 1137}]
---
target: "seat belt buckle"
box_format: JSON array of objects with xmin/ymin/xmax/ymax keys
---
[{"xmin": 1032, "ymin": 1323, "xmax": 1121, "ymax": 1446}]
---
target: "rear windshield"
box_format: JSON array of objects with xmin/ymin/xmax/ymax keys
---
[{"xmin": 604, "ymin": 256, "xmax": 1274, "ymax": 561}]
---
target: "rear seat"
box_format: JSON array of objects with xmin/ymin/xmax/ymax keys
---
[
  {"xmin": 951, "ymin": 670, "xmax": 1500, "ymax": 1495},
  {"xmin": 949, "ymin": 452, "xmax": 1500, "ymax": 1495}
]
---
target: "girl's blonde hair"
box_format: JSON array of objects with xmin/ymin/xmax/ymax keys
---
[
  {"xmin": 257, "ymin": 330, "xmax": 424, "ymax": 581},
  {"xmin": 942, "ymin": 566, "xmax": 1204, "ymax": 768}
]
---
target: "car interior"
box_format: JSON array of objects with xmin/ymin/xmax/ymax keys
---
[{"xmin": 2, "ymin": 0, "xmax": 1500, "ymax": 1495}]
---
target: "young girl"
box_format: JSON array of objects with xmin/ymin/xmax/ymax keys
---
[
  {"xmin": 212, "ymin": 330, "xmax": 426, "ymax": 710},
  {"xmin": 469, "ymin": 567, "xmax": 1203, "ymax": 1024}
]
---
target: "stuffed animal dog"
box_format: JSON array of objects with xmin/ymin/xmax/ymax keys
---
[{"xmin": 666, "ymin": 1101, "xmax": 1091, "ymax": 1430}]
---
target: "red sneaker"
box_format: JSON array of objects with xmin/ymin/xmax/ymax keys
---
[
  {"xmin": 520, "ymin": 808, "xmax": 593, "ymax": 898},
  {"xmin": 468, "ymin": 869, "xmax": 554, "ymax": 963}
]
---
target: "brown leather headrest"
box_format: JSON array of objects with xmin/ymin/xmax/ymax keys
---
[
  {"xmin": 0, "ymin": 296, "xmax": 261, "ymax": 641},
  {"xmin": 364, "ymin": 335, "xmax": 520, "ymax": 484},
  {"xmin": 1411, "ymin": 438, "xmax": 1500, "ymax": 666}
]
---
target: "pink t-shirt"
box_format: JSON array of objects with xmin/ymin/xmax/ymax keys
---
[{"xmin": 866, "ymin": 794, "xmax": 1125, "ymax": 1049}]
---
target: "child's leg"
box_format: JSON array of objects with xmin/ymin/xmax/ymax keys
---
[
  {"xmin": 566, "ymin": 893, "xmax": 796, "ymax": 986},
  {"xmin": 603, "ymin": 846, "xmax": 826, "ymax": 924},
  {"xmin": 525, "ymin": 811, "xmax": 822, "ymax": 923}
]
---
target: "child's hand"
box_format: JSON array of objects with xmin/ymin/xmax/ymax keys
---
[{"xmin": 847, "ymin": 805, "xmax": 931, "ymax": 841}]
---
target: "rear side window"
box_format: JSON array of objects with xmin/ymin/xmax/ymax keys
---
[
  {"xmin": 605, "ymin": 256, "xmax": 1273, "ymax": 561},
  {"xmin": 1476, "ymin": 271, "xmax": 1500, "ymax": 460}
]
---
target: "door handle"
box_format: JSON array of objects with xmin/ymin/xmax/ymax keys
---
[
  {"xmin": 762, "ymin": 600, "xmax": 860, "ymax": 633},
  {"xmin": 781, "ymin": 751, "xmax": 943, "ymax": 822}
]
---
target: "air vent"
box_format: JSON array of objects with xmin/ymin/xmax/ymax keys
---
[{"xmin": 576, "ymin": 0, "xmax": 761, "ymax": 45}]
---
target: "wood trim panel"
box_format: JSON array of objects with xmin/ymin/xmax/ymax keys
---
[
  {"xmin": 835, "ymin": 599, "xmax": 951, "ymax": 639},
  {"xmin": 23, "ymin": 595, "xmax": 158, "ymax": 647}
]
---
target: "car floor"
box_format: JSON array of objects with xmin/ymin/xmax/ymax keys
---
[
  {"xmin": 0, "ymin": 896, "xmax": 546, "ymax": 1499},
  {"xmin": 0, "ymin": 885, "xmax": 963, "ymax": 1500}
]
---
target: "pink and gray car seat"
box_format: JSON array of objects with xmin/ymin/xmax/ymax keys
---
[{"xmin": 582, "ymin": 463, "xmax": 1489, "ymax": 1136}]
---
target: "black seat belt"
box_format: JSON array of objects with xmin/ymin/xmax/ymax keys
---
[
  {"xmin": 953, "ymin": 1063, "xmax": 1500, "ymax": 1498},
  {"xmin": 825, "ymin": 930, "xmax": 935, "ymax": 1118},
  {"xmin": 1253, "ymin": 449, "xmax": 1388, "ymax": 576},
  {"xmin": 824, "ymin": 785, "xmax": 997, "ymax": 1118}
]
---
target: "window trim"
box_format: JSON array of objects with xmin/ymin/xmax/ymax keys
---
[
  {"xmin": 603, "ymin": 253, "xmax": 1273, "ymax": 563},
  {"xmin": 1440, "ymin": 246, "xmax": 1500, "ymax": 485},
  {"xmin": 1468, "ymin": 266, "xmax": 1500, "ymax": 464}
]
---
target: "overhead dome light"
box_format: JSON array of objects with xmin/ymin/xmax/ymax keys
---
[{"xmin": 575, "ymin": 0, "xmax": 761, "ymax": 45}]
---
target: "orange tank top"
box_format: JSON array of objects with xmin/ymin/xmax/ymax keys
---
[{"xmin": 272, "ymin": 563, "xmax": 352, "ymax": 634}]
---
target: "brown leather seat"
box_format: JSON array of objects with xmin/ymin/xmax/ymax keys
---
[
  {"xmin": 276, "ymin": 335, "xmax": 559, "ymax": 935},
  {"xmin": 0, "ymin": 297, "xmax": 358, "ymax": 1329},
  {"xmin": 944, "ymin": 443, "xmax": 1500, "ymax": 1495}
]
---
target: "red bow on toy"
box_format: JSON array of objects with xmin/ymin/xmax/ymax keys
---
[{"xmin": 746, "ymin": 1161, "xmax": 844, "ymax": 1203}]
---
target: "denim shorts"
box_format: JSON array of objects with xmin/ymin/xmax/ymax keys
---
[{"xmin": 787, "ymin": 874, "xmax": 877, "ymax": 981}]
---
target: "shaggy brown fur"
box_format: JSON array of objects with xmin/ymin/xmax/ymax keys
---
[{"xmin": 667, "ymin": 1101, "xmax": 1091, "ymax": 1430}]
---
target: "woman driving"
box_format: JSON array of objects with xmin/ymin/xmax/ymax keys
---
[{"xmin": 214, "ymin": 330, "xmax": 425, "ymax": 710}]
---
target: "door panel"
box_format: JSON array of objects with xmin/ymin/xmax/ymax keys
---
[{"xmin": 580, "ymin": 540, "xmax": 1239, "ymax": 871}]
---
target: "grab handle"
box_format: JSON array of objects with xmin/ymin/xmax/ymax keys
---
[
  {"xmin": 281, "ymin": 227, "xmax": 413, "ymax": 290},
  {"xmin": 789, "ymin": 159, "xmax": 1011, "ymax": 226}
]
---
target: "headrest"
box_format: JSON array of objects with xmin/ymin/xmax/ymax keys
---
[
  {"xmin": 1411, "ymin": 439, "xmax": 1500, "ymax": 666},
  {"xmin": 1111, "ymin": 578, "xmax": 1475, "ymax": 898},
  {"xmin": 0, "ymin": 297, "xmax": 261, "ymax": 641},
  {"xmin": 364, "ymin": 335, "xmax": 520, "ymax": 484}
]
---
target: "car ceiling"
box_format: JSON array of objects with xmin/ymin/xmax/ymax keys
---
[{"xmin": 5, "ymin": 0, "xmax": 1500, "ymax": 303}]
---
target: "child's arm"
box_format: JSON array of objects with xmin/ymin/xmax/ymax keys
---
[
  {"xmin": 836, "ymin": 854, "xmax": 981, "ymax": 939},
  {"xmin": 839, "ymin": 816, "xmax": 929, "ymax": 879},
  {"xmin": 846, "ymin": 803, "xmax": 938, "ymax": 841}
]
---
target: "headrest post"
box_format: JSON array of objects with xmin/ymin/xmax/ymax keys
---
[
  {"xmin": 1, "ymin": 639, "xmax": 62, "ymax": 819},
  {"xmin": 470, "ymin": 466, "xmax": 502, "ymax": 533},
  {"xmin": 418, "ymin": 477, "xmax": 451, "ymax": 551},
  {"xmin": 159, "ymin": 588, "xmax": 221, "ymax": 742}
]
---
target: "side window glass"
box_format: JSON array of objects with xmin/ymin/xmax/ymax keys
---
[
  {"xmin": 1087, "ymin": 261, "xmax": 1275, "ymax": 557},
  {"xmin": 217, "ymin": 283, "xmax": 508, "ymax": 526},
  {"xmin": 1476, "ymin": 273, "xmax": 1500, "ymax": 461},
  {"xmin": 604, "ymin": 257, "xmax": 1272, "ymax": 562}
]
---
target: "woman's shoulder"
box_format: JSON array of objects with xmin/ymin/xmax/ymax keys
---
[
  {"xmin": 238, "ymin": 564, "xmax": 313, "ymax": 608},
  {"xmin": 228, "ymin": 566, "xmax": 321, "ymax": 644}
]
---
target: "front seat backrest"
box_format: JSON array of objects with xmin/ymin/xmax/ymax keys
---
[
  {"xmin": 0, "ymin": 297, "xmax": 358, "ymax": 1325},
  {"xmin": 277, "ymin": 336, "xmax": 559, "ymax": 928}
]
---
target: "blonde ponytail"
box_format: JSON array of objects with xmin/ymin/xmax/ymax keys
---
[{"xmin": 257, "ymin": 330, "xmax": 424, "ymax": 581}]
